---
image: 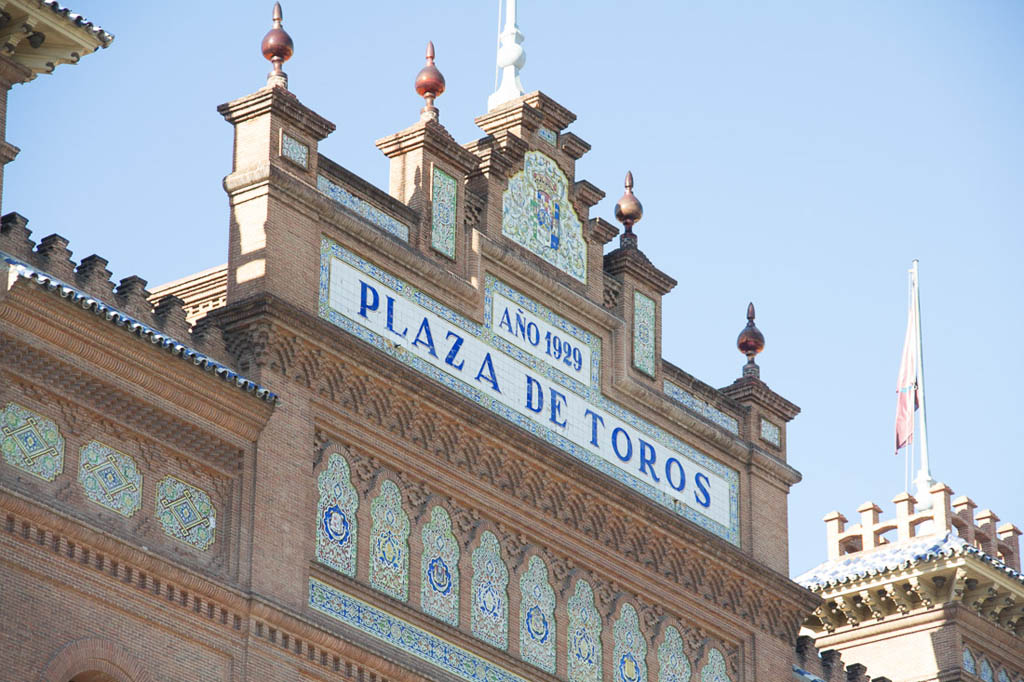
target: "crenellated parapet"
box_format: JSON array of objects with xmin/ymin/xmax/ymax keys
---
[
  {"xmin": 793, "ymin": 635, "xmax": 889, "ymax": 682},
  {"xmin": 798, "ymin": 481, "xmax": 1024, "ymax": 638},
  {"xmin": 0, "ymin": 211, "xmax": 272, "ymax": 401},
  {"xmin": 821, "ymin": 483, "xmax": 1020, "ymax": 571}
]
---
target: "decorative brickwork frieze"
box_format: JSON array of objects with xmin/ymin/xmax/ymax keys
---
[
  {"xmin": 0, "ymin": 335, "xmax": 245, "ymax": 473},
  {"xmin": 220, "ymin": 309, "xmax": 812, "ymax": 644}
]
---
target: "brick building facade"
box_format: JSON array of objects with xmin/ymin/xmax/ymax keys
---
[{"xmin": 1, "ymin": 4, "xmax": 1020, "ymax": 682}]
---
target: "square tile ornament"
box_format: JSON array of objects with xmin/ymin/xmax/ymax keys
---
[
  {"xmin": 1, "ymin": 402, "xmax": 64, "ymax": 482},
  {"xmin": 78, "ymin": 440, "xmax": 142, "ymax": 517},
  {"xmin": 760, "ymin": 418, "xmax": 781, "ymax": 447},
  {"xmin": 156, "ymin": 475, "xmax": 216, "ymax": 550},
  {"xmin": 281, "ymin": 131, "xmax": 309, "ymax": 169}
]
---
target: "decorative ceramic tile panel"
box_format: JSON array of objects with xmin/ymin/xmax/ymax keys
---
[
  {"xmin": 369, "ymin": 480, "xmax": 410, "ymax": 601},
  {"xmin": 760, "ymin": 418, "xmax": 781, "ymax": 447},
  {"xmin": 700, "ymin": 648, "xmax": 729, "ymax": 682},
  {"xmin": 963, "ymin": 648, "xmax": 976, "ymax": 674},
  {"xmin": 471, "ymin": 531, "xmax": 509, "ymax": 650},
  {"xmin": 633, "ymin": 291, "xmax": 656, "ymax": 377},
  {"xmin": 537, "ymin": 128, "xmax": 557, "ymax": 146},
  {"xmin": 1, "ymin": 402, "xmax": 64, "ymax": 482},
  {"xmin": 658, "ymin": 626, "xmax": 691, "ymax": 682},
  {"xmin": 316, "ymin": 453, "xmax": 358, "ymax": 577},
  {"xmin": 981, "ymin": 659, "xmax": 994, "ymax": 682},
  {"xmin": 281, "ymin": 132, "xmax": 309, "ymax": 169},
  {"xmin": 519, "ymin": 555, "xmax": 556, "ymax": 673},
  {"xmin": 421, "ymin": 505, "xmax": 460, "ymax": 626},
  {"xmin": 320, "ymin": 239, "xmax": 742, "ymax": 546},
  {"xmin": 317, "ymin": 175, "xmax": 410, "ymax": 242},
  {"xmin": 567, "ymin": 579, "xmax": 601, "ymax": 682},
  {"xmin": 156, "ymin": 476, "xmax": 216, "ymax": 550},
  {"xmin": 663, "ymin": 382, "xmax": 739, "ymax": 435},
  {"xmin": 78, "ymin": 441, "xmax": 142, "ymax": 517},
  {"xmin": 613, "ymin": 602, "xmax": 647, "ymax": 682},
  {"xmin": 502, "ymin": 151, "xmax": 587, "ymax": 283},
  {"xmin": 431, "ymin": 167, "xmax": 457, "ymax": 259},
  {"xmin": 310, "ymin": 578, "xmax": 529, "ymax": 682}
]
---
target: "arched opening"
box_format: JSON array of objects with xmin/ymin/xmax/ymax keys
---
[{"xmin": 70, "ymin": 673, "xmax": 121, "ymax": 682}]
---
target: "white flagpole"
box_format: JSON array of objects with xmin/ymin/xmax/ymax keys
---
[
  {"xmin": 494, "ymin": 0, "xmax": 502, "ymax": 91},
  {"xmin": 911, "ymin": 260, "xmax": 935, "ymax": 508}
]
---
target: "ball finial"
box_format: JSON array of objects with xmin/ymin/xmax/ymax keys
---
[
  {"xmin": 614, "ymin": 171, "xmax": 643, "ymax": 243},
  {"xmin": 261, "ymin": 2, "xmax": 294, "ymax": 88},
  {"xmin": 737, "ymin": 302, "xmax": 765, "ymax": 376},
  {"xmin": 415, "ymin": 41, "xmax": 446, "ymax": 121}
]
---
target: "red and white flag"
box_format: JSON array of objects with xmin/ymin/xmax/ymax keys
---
[{"xmin": 894, "ymin": 291, "xmax": 918, "ymax": 454}]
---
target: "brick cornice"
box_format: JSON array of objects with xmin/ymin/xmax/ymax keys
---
[
  {"xmin": 217, "ymin": 85, "xmax": 335, "ymax": 141},
  {"xmin": 720, "ymin": 375, "xmax": 801, "ymax": 423},
  {"xmin": 0, "ymin": 280, "xmax": 272, "ymax": 444},
  {"xmin": 603, "ymin": 244, "xmax": 677, "ymax": 296},
  {"xmin": 375, "ymin": 119, "xmax": 480, "ymax": 173}
]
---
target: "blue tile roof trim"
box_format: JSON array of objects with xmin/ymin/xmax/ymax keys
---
[
  {"xmin": 664, "ymin": 380, "xmax": 739, "ymax": 435},
  {"xmin": 795, "ymin": 531, "xmax": 1024, "ymax": 590},
  {"xmin": 41, "ymin": 0, "xmax": 114, "ymax": 45},
  {"xmin": 793, "ymin": 666, "xmax": 826, "ymax": 682},
  {"xmin": 1, "ymin": 251, "xmax": 278, "ymax": 404}
]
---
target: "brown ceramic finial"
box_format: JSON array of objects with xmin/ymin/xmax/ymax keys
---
[
  {"xmin": 415, "ymin": 41, "xmax": 446, "ymax": 121},
  {"xmin": 737, "ymin": 302, "xmax": 765, "ymax": 374},
  {"xmin": 614, "ymin": 171, "xmax": 643, "ymax": 241},
  {"xmin": 261, "ymin": 2, "xmax": 294, "ymax": 88}
]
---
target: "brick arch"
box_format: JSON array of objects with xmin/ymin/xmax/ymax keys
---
[{"xmin": 39, "ymin": 638, "xmax": 153, "ymax": 682}]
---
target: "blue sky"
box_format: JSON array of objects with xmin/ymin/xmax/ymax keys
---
[{"xmin": 8, "ymin": 1, "xmax": 1022, "ymax": 577}]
